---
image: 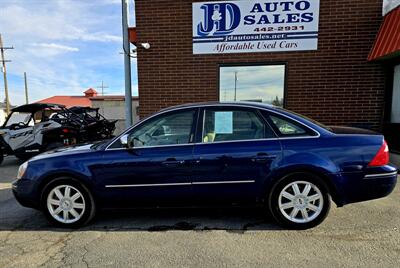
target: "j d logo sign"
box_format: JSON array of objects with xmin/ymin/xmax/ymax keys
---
[
  {"xmin": 197, "ymin": 3, "xmax": 241, "ymax": 36},
  {"xmin": 193, "ymin": 0, "xmax": 320, "ymax": 54}
]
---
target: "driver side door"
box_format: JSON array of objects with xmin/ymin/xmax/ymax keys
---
[{"xmin": 99, "ymin": 108, "xmax": 198, "ymax": 208}]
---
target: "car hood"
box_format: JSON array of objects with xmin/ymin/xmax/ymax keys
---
[
  {"xmin": 328, "ymin": 126, "xmax": 379, "ymax": 135},
  {"xmin": 29, "ymin": 143, "xmax": 95, "ymax": 162}
]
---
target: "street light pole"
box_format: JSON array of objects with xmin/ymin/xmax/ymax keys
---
[
  {"xmin": 234, "ymin": 71, "xmax": 238, "ymax": 101},
  {"xmin": 122, "ymin": 0, "xmax": 133, "ymax": 128},
  {"xmin": 24, "ymin": 72, "xmax": 29, "ymax": 104}
]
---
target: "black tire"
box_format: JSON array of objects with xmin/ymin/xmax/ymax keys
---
[
  {"xmin": 0, "ymin": 153, "xmax": 3, "ymax": 165},
  {"xmin": 268, "ymin": 172, "xmax": 331, "ymax": 230},
  {"xmin": 41, "ymin": 177, "xmax": 96, "ymax": 228},
  {"xmin": 45, "ymin": 142, "xmax": 64, "ymax": 151},
  {"xmin": 15, "ymin": 154, "xmax": 31, "ymax": 161}
]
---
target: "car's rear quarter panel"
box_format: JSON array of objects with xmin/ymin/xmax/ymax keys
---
[{"xmin": 276, "ymin": 134, "xmax": 394, "ymax": 205}]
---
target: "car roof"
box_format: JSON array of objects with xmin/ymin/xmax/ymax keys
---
[
  {"xmin": 160, "ymin": 101, "xmax": 276, "ymax": 112},
  {"xmin": 158, "ymin": 101, "xmax": 332, "ymax": 137},
  {"xmin": 12, "ymin": 103, "xmax": 66, "ymax": 113}
]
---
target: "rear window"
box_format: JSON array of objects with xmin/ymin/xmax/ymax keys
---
[{"xmin": 264, "ymin": 112, "xmax": 318, "ymax": 137}]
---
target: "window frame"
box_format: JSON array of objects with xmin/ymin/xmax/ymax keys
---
[
  {"xmin": 107, "ymin": 107, "xmax": 199, "ymax": 150},
  {"xmin": 196, "ymin": 106, "xmax": 278, "ymax": 144},
  {"xmin": 218, "ymin": 62, "xmax": 288, "ymax": 108}
]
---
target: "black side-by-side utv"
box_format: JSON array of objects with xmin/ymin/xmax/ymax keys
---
[{"xmin": 0, "ymin": 103, "xmax": 116, "ymax": 164}]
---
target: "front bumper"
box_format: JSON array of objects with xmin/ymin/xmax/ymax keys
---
[{"xmin": 12, "ymin": 178, "xmax": 40, "ymax": 209}]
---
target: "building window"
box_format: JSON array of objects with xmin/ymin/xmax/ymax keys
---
[
  {"xmin": 219, "ymin": 64, "xmax": 286, "ymax": 107},
  {"xmin": 391, "ymin": 65, "xmax": 400, "ymax": 123}
]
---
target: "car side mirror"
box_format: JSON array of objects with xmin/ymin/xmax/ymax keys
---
[{"xmin": 120, "ymin": 134, "xmax": 132, "ymax": 149}]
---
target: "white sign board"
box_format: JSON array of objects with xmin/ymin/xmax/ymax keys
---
[{"xmin": 193, "ymin": 0, "xmax": 320, "ymax": 54}]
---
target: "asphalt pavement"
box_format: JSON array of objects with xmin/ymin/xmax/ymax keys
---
[{"xmin": 0, "ymin": 156, "xmax": 399, "ymax": 267}]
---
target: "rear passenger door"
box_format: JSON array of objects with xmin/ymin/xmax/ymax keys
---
[{"xmin": 191, "ymin": 106, "xmax": 282, "ymax": 205}]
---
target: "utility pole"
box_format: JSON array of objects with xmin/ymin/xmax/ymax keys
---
[
  {"xmin": 24, "ymin": 72, "xmax": 29, "ymax": 104},
  {"xmin": 122, "ymin": 0, "xmax": 133, "ymax": 128},
  {"xmin": 234, "ymin": 71, "xmax": 238, "ymax": 101},
  {"xmin": 0, "ymin": 34, "xmax": 13, "ymax": 115},
  {"xmin": 97, "ymin": 80, "xmax": 109, "ymax": 96}
]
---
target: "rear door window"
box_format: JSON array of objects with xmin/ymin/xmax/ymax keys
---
[{"xmin": 202, "ymin": 108, "xmax": 275, "ymax": 143}]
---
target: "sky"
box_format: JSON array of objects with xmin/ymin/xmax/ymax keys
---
[
  {"xmin": 0, "ymin": 0, "xmax": 137, "ymax": 106},
  {"xmin": 219, "ymin": 65, "xmax": 285, "ymax": 104}
]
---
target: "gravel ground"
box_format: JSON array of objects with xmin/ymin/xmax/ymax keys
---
[{"xmin": 0, "ymin": 156, "xmax": 399, "ymax": 268}]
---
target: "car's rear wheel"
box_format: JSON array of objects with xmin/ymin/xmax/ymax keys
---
[
  {"xmin": 41, "ymin": 178, "xmax": 96, "ymax": 228},
  {"xmin": 269, "ymin": 173, "xmax": 331, "ymax": 229}
]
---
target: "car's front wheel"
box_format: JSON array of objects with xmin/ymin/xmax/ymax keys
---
[
  {"xmin": 269, "ymin": 173, "xmax": 331, "ymax": 229},
  {"xmin": 41, "ymin": 178, "xmax": 96, "ymax": 228}
]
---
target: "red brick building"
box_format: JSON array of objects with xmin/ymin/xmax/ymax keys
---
[{"xmin": 133, "ymin": 0, "xmax": 399, "ymax": 149}]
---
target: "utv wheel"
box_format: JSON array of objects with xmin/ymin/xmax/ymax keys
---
[
  {"xmin": 269, "ymin": 173, "xmax": 331, "ymax": 229},
  {"xmin": 41, "ymin": 178, "xmax": 96, "ymax": 228},
  {"xmin": 15, "ymin": 154, "xmax": 31, "ymax": 161}
]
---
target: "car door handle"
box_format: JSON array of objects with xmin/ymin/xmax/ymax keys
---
[
  {"xmin": 251, "ymin": 153, "xmax": 276, "ymax": 163},
  {"xmin": 162, "ymin": 158, "xmax": 185, "ymax": 167}
]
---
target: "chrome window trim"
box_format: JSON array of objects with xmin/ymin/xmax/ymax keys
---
[
  {"xmin": 105, "ymin": 180, "xmax": 255, "ymax": 188},
  {"xmin": 106, "ymin": 135, "xmax": 320, "ymax": 151},
  {"xmin": 105, "ymin": 103, "xmax": 321, "ymax": 151},
  {"xmin": 364, "ymin": 171, "xmax": 398, "ymax": 179},
  {"xmin": 106, "ymin": 143, "xmax": 194, "ymax": 151}
]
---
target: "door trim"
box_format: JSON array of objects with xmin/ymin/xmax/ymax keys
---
[{"xmin": 105, "ymin": 180, "xmax": 255, "ymax": 188}]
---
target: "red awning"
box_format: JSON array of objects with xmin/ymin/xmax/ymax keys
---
[{"xmin": 368, "ymin": 6, "xmax": 400, "ymax": 61}]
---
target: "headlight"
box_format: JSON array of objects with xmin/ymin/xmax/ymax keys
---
[{"xmin": 17, "ymin": 161, "xmax": 29, "ymax": 179}]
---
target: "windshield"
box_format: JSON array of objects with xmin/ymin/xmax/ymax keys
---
[{"xmin": 5, "ymin": 112, "xmax": 33, "ymax": 127}]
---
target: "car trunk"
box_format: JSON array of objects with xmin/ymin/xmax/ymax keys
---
[{"xmin": 327, "ymin": 126, "xmax": 379, "ymax": 135}]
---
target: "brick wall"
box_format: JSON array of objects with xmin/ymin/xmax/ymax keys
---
[{"xmin": 135, "ymin": 0, "xmax": 385, "ymax": 129}]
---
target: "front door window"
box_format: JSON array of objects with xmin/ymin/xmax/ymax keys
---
[{"xmin": 127, "ymin": 109, "xmax": 196, "ymax": 148}]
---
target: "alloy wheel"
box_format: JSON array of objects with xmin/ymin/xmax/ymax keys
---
[
  {"xmin": 46, "ymin": 185, "xmax": 86, "ymax": 224},
  {"xmin": 278, "ymin": 181, "xmax": 324, "ymax": 224}
]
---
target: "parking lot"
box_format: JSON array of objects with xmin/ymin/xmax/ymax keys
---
[{"xmin": 0, "ymin": 157, "xmax": 399, "ymax": 268}]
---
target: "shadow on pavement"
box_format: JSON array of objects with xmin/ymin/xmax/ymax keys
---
[
  {"xmin": 0, "ymin": 200, "xmax": 283, "ymax": 232},
  {"xmin": 0, "ymin": 156, "xmax": 283, "ymax": 232}
]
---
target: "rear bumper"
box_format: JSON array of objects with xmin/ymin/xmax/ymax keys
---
[
  {"xmin": 340, "ymin": 166, "xmax": 398, "ymax": 205},
  {"xmin": 12, "ymin": 179, "xmax": 40, "ymax": 209}
]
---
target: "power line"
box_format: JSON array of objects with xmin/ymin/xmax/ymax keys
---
[
  {"xmin": 96, "ymin": 80, "xmax": 109, "ymax": 95},
  {"xmin": 0, "ymin": 34, "xmax": 14, "ymax": 115}
]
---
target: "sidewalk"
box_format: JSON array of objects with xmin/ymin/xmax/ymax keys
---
[{"xmin": 390, "ymin": 153, "xmax": 400, "ymax": 169}]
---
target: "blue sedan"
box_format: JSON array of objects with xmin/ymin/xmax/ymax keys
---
[{"xmin": 12, "ymin": 102, "xmax": 398, "ymax": 229}]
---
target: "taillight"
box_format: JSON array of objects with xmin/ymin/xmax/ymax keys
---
[{"xmin": 368, "ymin": 140, "xmax": 389, "ymax": 166}]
